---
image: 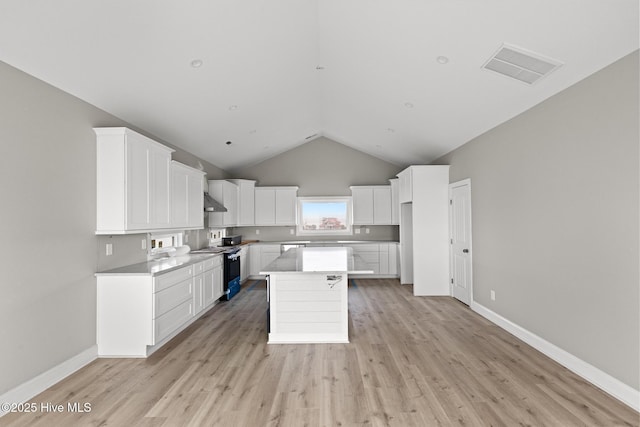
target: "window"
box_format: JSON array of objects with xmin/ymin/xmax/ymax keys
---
[
  {"xmin": 149, "ymin": 232, "xmax": 183, "ymax": 256},
  {"xmin": 297, "ymin": 197, "xmax": 352, "ymax": 236}
]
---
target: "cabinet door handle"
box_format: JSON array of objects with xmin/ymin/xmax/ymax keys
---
[{"xmin": 462, "ymin": 249, "xmax": 469, "ymax": 254}]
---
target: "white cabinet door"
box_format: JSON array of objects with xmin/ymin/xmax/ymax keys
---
[
  {"xmin": 351, "ymin": 187, "xmax": 374, "ymax": 224},
  {"xmin": 171, "ymin": 164, "xmax": 189, "ymax": 228},
  {"xmin": 149, "ymin": 147, "xmax": 172, "ymax": 229},
  {"xmin": 389, "ymin": 178, "xmax": 399, "ymax": 225},
  {"xmin": 204, "ymin": 264, "xmax": 223, "ymax": 307},
  {"xmin": 275, "ymin": 188, "xmax": 297, "ymax": 225},
  {"xmin": 397, "ymin": 168, "xmax": 413, "ymax": 203},
  {"xmin": 126, "ymin": 138, "xmax": 151, "ymax": 230},
  {"xmin": 127, "ymin": 133, "xmax": 173, "ymax": 230},
  {"xmin": 208, "ymin": 180, "xmax": 238, "ymax": 226},
  {"xmin": 388, "ymin": 243, "xmax": 398, "ymax": 275},
  {"xmin": 351, "ymin": 186, "xmax": 392, "ymax": 225},
  {"xmin": 230, "ymin": 180, "xmax": 256, "ymax": 226},
  {"xmin": 95, "ymin": 127, "xmax": 175, "ymax": 234},
  {"xmin": 254, "ymin": 188, "xmax": 275, "ymax": 225},
  {"xmin": 239, "ymin": 246, "xmax": 249, "ymax": 282},
  {"xmin": 193, "ymin": 273, "xmax": 205, "ymax": 315},
  {"xmin": 373, "ymin": 187, "xmax": 392, "ymax": 225},
  {"xmin": 171, "ymin": 162, "xmax": 205, "ymax": 229},
  {"xmin": 255, "ymin": 187, "xmax": 298, "ymax": 225}
]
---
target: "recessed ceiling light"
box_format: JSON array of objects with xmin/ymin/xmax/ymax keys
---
[
  {"xmin": 228, "ymin": 105, "xmax": 239, "ymax": 111},
  {"xmin": 436, "ymin": 56, "xmax": 449, "ymax": 64},
  {"xmin": 190, "ymin": 59, "xmax": 203, "ymax": 68},
  {"xmin": 404, "ymin": 102, "xmax": 414, "ymax": 108}
]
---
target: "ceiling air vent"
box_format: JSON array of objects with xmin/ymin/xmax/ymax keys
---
[{"xmin": 483, "ymin": 44, "xmax": 563, "ymax": 85}]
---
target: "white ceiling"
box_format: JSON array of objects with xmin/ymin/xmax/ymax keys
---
[{"xmin": 0, "ymin": 1, "xmax": 637, "ymax": 172}]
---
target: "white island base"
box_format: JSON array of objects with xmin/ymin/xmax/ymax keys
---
[{"xmin": 261, "ymin": 247, "xmax": 373, "ymax": 344}]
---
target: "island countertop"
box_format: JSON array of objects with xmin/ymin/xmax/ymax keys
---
[{"xmin": 260, "ymin": 247, "xmax": 374, "ymax": 275}]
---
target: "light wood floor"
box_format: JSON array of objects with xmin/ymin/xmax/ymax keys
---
[{"xmin": 3, "ymin": 279, "xmax": 638, "ymax": 426}]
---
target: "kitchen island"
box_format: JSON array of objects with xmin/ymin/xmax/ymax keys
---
[{"xmin": 261, "ymin": 246, "xmax": 373, "ymax": 344}]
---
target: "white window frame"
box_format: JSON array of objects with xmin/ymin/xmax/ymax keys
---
[{"xmin": 296, "ymin": 196, "xmax": 353, "ymax": 236}]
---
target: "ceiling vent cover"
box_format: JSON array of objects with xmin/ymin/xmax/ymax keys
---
[{"xmin": 483, "ymin": 44, "xmax": 563, "ymax": 85}]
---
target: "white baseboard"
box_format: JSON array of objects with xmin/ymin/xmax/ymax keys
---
[
  {"xmin": 0, "ymin": 345, "xmax": 98, "ymax": 418},
  {"xmin": 471, "ymin": 302, "xmax": 639, "ymax": 412}
]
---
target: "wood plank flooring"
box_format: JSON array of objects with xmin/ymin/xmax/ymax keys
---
[{"xmin": 2, "ymin": 279, "xmax": 638, "ymax": 426}]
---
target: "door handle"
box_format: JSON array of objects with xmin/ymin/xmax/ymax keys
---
[{"xmin": 463, "ymin": 249, "xmax": 469, "ymax": 253}]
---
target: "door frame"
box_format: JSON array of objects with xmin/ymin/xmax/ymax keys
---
[{"xmin": 449, "ymin": 178, "xmax": 473, "ymax": 304}]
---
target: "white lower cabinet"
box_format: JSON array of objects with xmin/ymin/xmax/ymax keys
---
[
  {"xmin": 239, "ymin": 246, "xmax": 249, "ymax": 283},
  {"xmin": 203, "ymin": 258, "xmax": 224, "ymax": 307},
  {"xmin": 249, "ymin": 244, "xmax": 281, "ymax": 277},
  {"xmin": 97, "ymin": 255, "xmax": 223, "ymax": 358}
]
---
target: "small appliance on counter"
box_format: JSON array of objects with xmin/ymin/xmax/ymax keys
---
[{"xmin": 222, "ymin": 235, "xmax": 242, "ymax": 246}]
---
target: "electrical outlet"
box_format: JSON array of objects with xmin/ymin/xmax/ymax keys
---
[
  {"xmin": 256, "ymin": 229, "xmax": 260, "ymax": 235},
  {"xmin": 355, "ymin": 228, "xmax": 361, "ymax": 234},
  {"xmin": 184, "ymin": 234, "xmax": 189, "ymax": 243},
  {"xmin": 141, "ymin": 239, "xmax": 146, "ymax": 250},
  {"xmin": 490, "ymin": 290, "xmax": 496, "ymax": 301},
  {"xmin": 365, "ymin": 228, "xmax": 370, "ymax": 234},
  {"xmin": 289, "ymin": 229, "xmax": 294, "ymax": 235},
  {"xmin": 105, "ymin": 243, "xmax": 113, "ymax": 256}
]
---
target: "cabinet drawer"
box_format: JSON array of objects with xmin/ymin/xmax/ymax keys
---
[
  {"xmin": 153, "ymin": 299, "xmax": 194, "ymax": 344},
  {"xmin": 154, "ymin": 266, "xmax": 193, "ymax": 292},
  {"xmin": 193, "ymin": 261, "xmax": 205, "ymax": 275},
  {"xmin": 154, "ymin": 278, "xmax": 193, "ymax": 318},
  {"xmin": 203, "ymin": 256, "xmax": 222, "ymax": 271}
]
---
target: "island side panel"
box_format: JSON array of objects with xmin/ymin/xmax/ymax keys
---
[{"xmin": 268, "ymin": 272, "xmax": 349, "ymax": 344}]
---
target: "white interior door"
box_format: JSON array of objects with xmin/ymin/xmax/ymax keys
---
[{"xmin": 449, "ymin": 179, "xmax": 472, "ymax": 305}]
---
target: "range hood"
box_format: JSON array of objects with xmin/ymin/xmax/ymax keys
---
[{"xmin": 204, "ymin": 192, "xmax": 227, "ymax": 212}]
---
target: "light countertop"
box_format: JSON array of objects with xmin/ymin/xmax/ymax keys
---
[
  {"xmin": 95, "ymin": 253, "xmax": 221, "ymax": 277},
  {"xmin": 260, "ymin": 247, "xmax": 374, "ymax": 274}
]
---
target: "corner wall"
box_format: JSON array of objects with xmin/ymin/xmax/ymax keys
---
[
  {"xmin": 0, "ymin": 60, "xmax": 227, "ymax": 397},
  {"xmin": 434, "ymin": 51, "xmax": 639, "ymax": 391}
]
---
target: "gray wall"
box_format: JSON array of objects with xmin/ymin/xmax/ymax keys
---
[
  {"xmin": 434, "ymin": 51, "xmax": 639, "ymax": 390},
  {"xmin": 231, "ymin": 137, "xmax": 402, "ymax": 241},
  {"xmin": 0, "ymin": 60, "xmax": 227, "ymax": 396}
]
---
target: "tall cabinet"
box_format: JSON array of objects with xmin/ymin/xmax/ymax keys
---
[{"xmin": 397, "ymin": 165, "xmax": 450, "ymax": 296}]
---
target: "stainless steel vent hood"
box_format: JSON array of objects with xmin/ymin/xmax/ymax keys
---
[{"xmin": 204, "ymin": 193, "xmax": 227, "ymax": 212}]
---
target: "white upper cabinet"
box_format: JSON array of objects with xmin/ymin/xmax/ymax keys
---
[
  {"xmin": 171, "ymin": 161, "xmax": 205, "ymax": 230},
  {"xmin": 350, "ymin": 185, "xmax": 392, "ymax": 225},
  {"xmin": 95, "ymin": 127, "xmax": 175, "ymax": 234},
  {"xmin": 228, "ymin": 179, "xmax": 256, "ymax": 226},
  {"xmin": 397, "ymin": 168, "xmax": 413, "ymax": 203},
  {"xmin": 254, "ymin": 186, "xmax": 298, "ymax": 226},
  {"xmin": 389, "ymin": 178, "xmax": 399, "ymax": 225},
  {"xmin": 208, "ymin": 180, "xmax": 238, "ymax": 227}
]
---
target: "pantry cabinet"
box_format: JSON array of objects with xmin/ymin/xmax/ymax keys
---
[
  {"xmin": 171, "ymin": 161, "xmax": 205, "ymax": 230},
  {"xmin": 95, "ymin": 127, "xmax": 175, "ymax": 234},
  {"xmin": 254, "ymin": 187, "xmax": 298, "ymax": 226}
]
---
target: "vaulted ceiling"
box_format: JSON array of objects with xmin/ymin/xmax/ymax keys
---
[{"xmin": 0, "ymin": 1, "xmax": 637, "ymax": 172}]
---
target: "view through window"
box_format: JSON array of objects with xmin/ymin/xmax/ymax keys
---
[{"xmin": 297, "ymin": 197, "xmax": 352, "ymax": 235}]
